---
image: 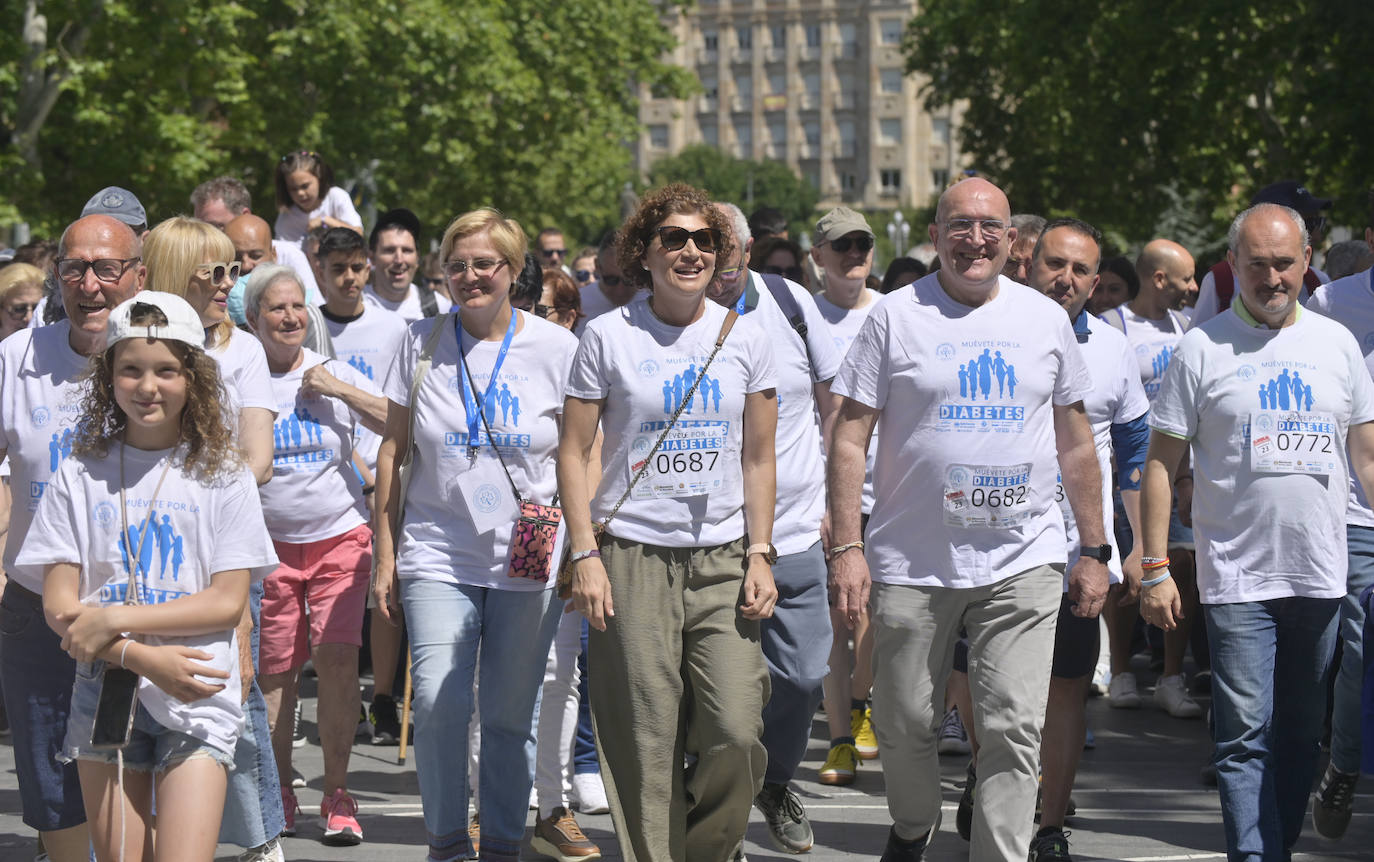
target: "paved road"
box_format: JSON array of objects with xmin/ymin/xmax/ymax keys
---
[{"xmin": 1, "ymin": 665, "xmax": 1370, "ymax": 862}]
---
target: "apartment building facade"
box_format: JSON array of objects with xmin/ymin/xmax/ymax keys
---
[{"xmin": 636, "ymin": 0, "xmax": 963, "ymax": 211}]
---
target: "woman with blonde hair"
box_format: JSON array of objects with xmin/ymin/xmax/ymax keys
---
[
  {"xmin": 372, "ymin": 208, "xmax": 581, "ymax": 862},
  {"xmin": 141, "ymin": 216, "xmax": 287, "ymax": 859},
  {"xmin": 0, "ymin": 263, "xmax": 45, "ymax": 339}
]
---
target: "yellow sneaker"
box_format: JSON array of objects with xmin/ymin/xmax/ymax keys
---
[
  {"xmin": 818, "ymin": 742, "xmax": 859, "ymax": 786},
  {"xmin": 851, "ymin": 707, "xmax": 879, "ymax": 760}
]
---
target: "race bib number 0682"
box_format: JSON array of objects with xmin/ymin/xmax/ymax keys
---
[{"xmin": 943, "ymin": 462, "xmax": 1035, "ymax": 528}]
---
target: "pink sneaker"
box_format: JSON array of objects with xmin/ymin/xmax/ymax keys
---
[
  {"xmin": 280, "ymin": 786, "xmax": 299, "ymax": 837},
  {"xmin": 320, "ymin": 787, "xmax": 363, "ymax": 846}
]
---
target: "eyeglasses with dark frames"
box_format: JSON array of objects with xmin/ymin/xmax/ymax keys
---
[{"xmin": 55, "ymin": 257, "xmax": 142, "ymax": 284}]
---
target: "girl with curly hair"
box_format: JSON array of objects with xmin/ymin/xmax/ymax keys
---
[
  {"xmin": 19, "ymin": 293, "xmax": 277, "ymax": 862},
  {"xmin": 558, "ymin": 182, "xmax": 779, "ymax": 861}
]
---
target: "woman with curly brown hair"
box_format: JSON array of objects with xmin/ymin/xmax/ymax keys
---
[
  {"xmin": 20, "ymin": 292, "xmax": 277, "ymax": 862},
  {"xmin": 557, "ymin": 182, "xmax": 779, "ymax": 862}
]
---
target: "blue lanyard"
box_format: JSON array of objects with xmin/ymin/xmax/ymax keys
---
[{"xmin": 456, "ymin": 311, "xmax": 517, "ymax": 451}]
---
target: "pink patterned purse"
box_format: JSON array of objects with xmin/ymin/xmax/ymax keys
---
[{"xmin": 508, "ymin": 501, "xmax": 563, "ymax": 582}]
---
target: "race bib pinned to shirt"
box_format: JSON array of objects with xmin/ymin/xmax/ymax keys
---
[
  {"xmin": 628, "ymin": 423, "xmax": 727, "ymax": 501},
  {"xmin": 943, "ymin": 463, "xmax": 1034, "ymax": 528},
  {"xmin": 453, "ymin": 450, "xmax": 520, "ymax": 534},
  {"xmin": 1248, "ymin": 411, "xmax": 1338, "ymax": 475}
]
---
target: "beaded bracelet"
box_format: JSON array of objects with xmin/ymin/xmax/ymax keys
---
[{"xmin": 1140, "ymin": 571, "xmax": 1172, "ymax": 587}]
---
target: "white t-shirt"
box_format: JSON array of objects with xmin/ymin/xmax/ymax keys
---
[
  {"xmin": 324, "ymin": 302, "xmax": 410, "ymax": 468},
  {"xmin": 813, "ymin": 288, "xmax": 883, "ymax": 514},
  {"xmin": 743, "ymin": 272, "xmax": 841, "ymax": 554},
  {"xmin": 831, "ymin": 274, "xmax": 1093, "ymax": 588},
  {"xmin": 1103, "ymin": 304, "xmax": 1189, "ymax": 401},
  {"xmin": 364, "ymin": 284, "xmax": 453, "ymax": 325},
  {"xmin": 1059, "ymin": 314, "xmax": 1150, "ymax": 582},
  {"xmin": 14, "ymin": 442, "xmax": 278, "ymax": 754},
  {"xmin": 207, "ymin": 327, "xmax": 277, "ymax": 417},
  {"xmin": 574, "ymin": 282, "xmax": 634, "ymax": 337},
  {"xmin": 271, "ymin": 241, "xmax": 322, "ymax": 303},
  {"xmin": 274, "ymin": 186, "xmax": 363, "ymax": 247},
  {"xmin": 383, "ymin": 311, "xmax": 577, "ymax": 589},
  {"xmin": 566, "ymin": 294, "xmax": 777, "ymax": 547},
  {"xmin": 1301, "ymin": 270, "xmax": 1374, "ymax": 527},
  {"xmin": 262, "ymin": 350, "xmax": 377, "ymax": 543},
  {"xmin": 0, "ymin": 322, "xmax": 91, "ymax": 591},
  {"xmin": 1150, "ymin": 306, "xmax": 1374, "ymax": 603}
]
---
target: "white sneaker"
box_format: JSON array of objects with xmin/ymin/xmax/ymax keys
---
[
  {"xmin": 1091, "ymin": 663, "xmax": 1112, "ymax": 695},
  {"xmin": 571, "ymin": 772, "xmax": 610, "ymax": 814},
  {"xmin": 1154, "ymin": 673, "xmax": 1204, "ymax": 718},
  {"xmin": 236, "ymin": 838, "xmax": 286, "ymax": 862},
  {"xmin": 1108, "ymin": 672, "xmax": 1142, "ymax": 709}
]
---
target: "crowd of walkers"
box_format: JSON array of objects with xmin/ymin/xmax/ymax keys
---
[{"xmin": 1, "ymin": 157, "xmax": 1372, "ymax": 862}]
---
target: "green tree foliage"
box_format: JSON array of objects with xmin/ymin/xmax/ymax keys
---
[
  {"xmin": 0, "ymin": 0, "xmax": 694, "ymax": 241},
  {"xmin": 647, "ymin": 144, "xmax": 819, "ymax": 229},
  {"xmin": 904, "ymin": 0, "xmax": 1374, "ymax": 244}
]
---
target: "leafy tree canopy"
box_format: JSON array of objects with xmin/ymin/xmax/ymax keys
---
[
  {"xmin": 905, "ymin": 0, "xmax": 1374, "ymax": 249},
  {"xmin": 1, "ymin": 0, "xmax": 696, "ymax": 242},
  {"xmin": 647, "ymin": 144, "xmax": 819, "ymax": 232}
]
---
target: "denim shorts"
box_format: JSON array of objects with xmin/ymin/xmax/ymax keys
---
[
  {"xmin": 62, "ymin": 659, "xmax": 235, "ymax": 773},
  {"xmin": 0, "ymin": 580, "xmax": 85, "ymax": 830},
  {"xmin": 1167, "ymin": 504, "xmax": 1195, "ymax": 550}
]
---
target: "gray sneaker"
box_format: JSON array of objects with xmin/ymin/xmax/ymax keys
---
[
  {"xmin": 1312, "ymin": 764, "xmax": 1358, "ymax": 839},
  {"xmin": 754, "ymin": 782, "xmax": 813, "ymax": 853}
]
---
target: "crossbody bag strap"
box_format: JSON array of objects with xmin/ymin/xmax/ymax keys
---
[
  {"xmin": 394, "ymin": 313, "xmax": 452, "ymax": 529},
  {"xmin": 599, "ymin": 309, "xmax": 739, "ymax": 529}
]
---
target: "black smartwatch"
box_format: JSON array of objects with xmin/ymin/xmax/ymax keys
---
[{"xmin": 1079, "ymin": 544, "xmax": 1113, "ymax": 563}]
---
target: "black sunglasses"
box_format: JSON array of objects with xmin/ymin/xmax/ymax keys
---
[
  {"xmin": 600, "ymin": 274, "xmax": 623, "ymax": 288},
  {"xmin": 655, "ymin": 226, "xmax": 721, "ymax": 253},
  {"xmin": 828, "ymin": 235, "xmax": 874, "ymax": 254}
]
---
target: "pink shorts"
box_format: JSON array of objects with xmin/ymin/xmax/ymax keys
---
[{"xmin": 260, "ymin": 523, "xmax": 372, "ymax": 675}]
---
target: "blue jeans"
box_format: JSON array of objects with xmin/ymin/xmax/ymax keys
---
[
  {"xmin": 1205, "ymin": 598, "xmax": 1340, "ymax": 862},
  {"xmin": 1330, "ymin": 524, "xmax": 1374, "ymax": 773},
  {"xmin": 220, "ymin": 578, "xmax": 286, "ymax": 847},
  {"xmin": 402, "ymin": 579, "xmax": 561, "ymax": 862},
  {"xmin": 1363, "ymin": 584, "xmax": 1374, "ymax": 775},
  {"xmin": 759, "ymin": 542, "xmax": 831, "ymax": 785},
  {"xmin": 573, "ymin": 617, "xmax": 599, "ymax": 775},
  {"xmin": 0, "ymin": 582, "xmax": 85, "ymax": 831}
]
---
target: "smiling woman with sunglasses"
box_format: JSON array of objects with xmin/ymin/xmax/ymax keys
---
[
  {"xmin": 144, "ymin": 217, "xmax": 276, "ymax": 486},
  {"xmin": 558, "ymin": 182, "xmax": 779, "ymax": 861}
]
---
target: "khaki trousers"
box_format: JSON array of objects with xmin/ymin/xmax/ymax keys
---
[{"xmin": 589, "ymin": 534, "xmax": 770, "ymax": 862}]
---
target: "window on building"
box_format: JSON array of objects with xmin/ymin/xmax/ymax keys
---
[
  {"xmin": 803, "ymin": 72, "xmax": 820, "ymax": 106},
  {"xmin": 735, "ymin": 120, "xmax": 753, "ymax": 157},
  {"xmin": 932, "ymin": 168, "xmax": 950, "ymax": 189},
  {"xmin": 701, "ymin": 75, "xmax": 719, "ymax": 102},
  {"xmin": 736, "ymin": 74, "xmax": 753, "ymax": 104},
  {"xmin": 803, "ymin": 120, "xmax": 820, "ymax": 156},
  {"xmin": 770, "ymin": 25, "xmax": 786, "ymax": 51},
  {"xmin": 768, "ymin": 72, "xmax": 786, "ymax": 96},
  {"xmin": 879, "ymin": 118, "xmax": 902, "ymax": 145},
  {"xmin": 931, "ymin": 116, "xmax": 951, "ymax": 141},
  {"xmin": 702, "ymin": 124, "xmax": 719, "ymax": 148},
  {"xmin": 649, "ymin": 125, "xmax": 670, "ymax": 150},
  {"xmin": 838, "ymin": 119, "xmax": 856, "ymax": 157},
  {"xmin": 842, "ymin": 173, "xmax": 858, "ymax": 192},
  {"xmin": 880, "ymin": 169, "xmax": 902, "ymax": 194},
  {"xmin": 704, "ymin": 31, "xmax": 718, "ymax": 53},
  {"xmin": 839, "ymin": 23, "xmax": 857, "ymax": 58},
  {"xmin": 768, "ymin": 118, "xmax": 787, "ymax": 154},
  {"xmin": 880, "ymin": 68, "xmax": 904, "ymax": 94},
  {"xmin": 736, "ymin": 25, "xmax": 752, "ymax": 51},
  {"xmin": 806, "ymin": 24, "xmax": 822, "ymax": 49},
  {"xmin": 880, "ymin": 19, "xmax": 904, "ymax": 45}
]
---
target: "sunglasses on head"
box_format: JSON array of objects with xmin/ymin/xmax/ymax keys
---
[
  {"xmin": 195, "ymin": 261, "xmax": 241, "ymax": 282},
  {"xmin": 827, "ymin": 235, "xmax": 874, "ymax": 254},
  {"xmin": 655, "ymin": 226, "xmax": 721, "ymax": 253}
]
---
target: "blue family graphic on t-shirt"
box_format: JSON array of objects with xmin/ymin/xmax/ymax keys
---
[
  {"xmin": 118, "ymin": 514, "xmax": 186, "ymax": 582},
  {"xmin": 1151, "ymin": 345, "xmax": 1175, "ymax": 384},
  {"xmin": 274, "ymin": 407, "xmax": 324, "ymax": 450},
  {"xmin": 957, "ymin": 349, "xmax": 1018, "ymax": 401},
  {"xmin": 347, "ymin": 354, "xmax": 376, "ymax": 381},
  {"xmin": 662, "ymin": 364, "xmax": 723, "ymax": 415},
  {"xmin": 49, "ymin": 428, "xmax": 74, "ymax": 472},
  {"xmin": 1257, "ymin": 368, "xmax": 1315, "ymax": 411}
]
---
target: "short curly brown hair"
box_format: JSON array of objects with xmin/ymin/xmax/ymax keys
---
[{"xmin": 617, "ymin": 183, "xmax": 734, "ymax": 291}]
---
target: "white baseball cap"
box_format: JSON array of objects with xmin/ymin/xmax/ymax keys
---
[{"xmin": 106, "ymin": 292, "xmax": 206, "ymax": 350}]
